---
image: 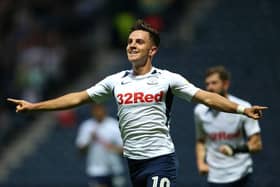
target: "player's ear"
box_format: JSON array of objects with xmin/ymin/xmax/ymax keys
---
[
  {"xmin": 223, "ymin": 80, "xmax": 230, "ymax": 90},
  {"xmin": 149, "ymin": 46, "xmax": 158, "ymax": 56}
]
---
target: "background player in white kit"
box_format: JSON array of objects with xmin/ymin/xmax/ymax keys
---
[
  {"xmin": 76, "ymin": 104, "xmax": 124, "ymax": 187},
  {"xmin": 7, "ymin": 20, "xmax": 267, "ymax": 187},
  {"xmin": 194, "ymin": 66, "xmax": 262, "ymax": 187}
]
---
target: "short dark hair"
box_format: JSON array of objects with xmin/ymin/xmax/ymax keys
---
[
  {"xmin": 129, "ymin": 19, "xmax": 160, "ymax": 47},
  {"xmin": 205, "ymin": 66, "xmax": 231, "ymax": 81}
]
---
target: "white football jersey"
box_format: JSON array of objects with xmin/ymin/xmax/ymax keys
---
[
  {"xmin": 76, "ymin": 117, "xmax": 123, "ymax": 177},
  {"xmin": 194, "ymin": 95, "xmax": 261, "ymax": 183},
  {"xmin": 87, "ymin": 67, "xmax": 199, "ymax": 159}
]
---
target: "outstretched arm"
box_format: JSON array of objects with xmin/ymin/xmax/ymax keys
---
[
  {"xmin": 7, "ymin": 90, "xmax": 91, "ymax": 112},
  {"xmin": 192, "ymin": 90, "xmax": 267, "ymax": 120}
]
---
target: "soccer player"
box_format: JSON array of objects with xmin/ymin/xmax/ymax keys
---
[
  {"xmin": 8, "ymin": 20, "xmax": 267, "ymax": 187},
  {"xmin": 194, "ymin": 66, "xmax": 262, "ymax": 187},
  {"xmin": 76, "ymin": 104, "xmax": 124, "ymax": 187}
]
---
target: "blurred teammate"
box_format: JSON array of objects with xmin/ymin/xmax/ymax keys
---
[
  {"xmin": 194, "ymin": 66, "xmax": 262, "ymax": 187},
  {"xmin": 8, "ymin": 20, "xmax": 267, "ymax": 187},
  {"xmin": 76, "ymin": 104, "xmax": 124, "ymax": 187}
]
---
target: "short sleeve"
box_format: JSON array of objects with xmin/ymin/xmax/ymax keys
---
[
  {"xmin": 194, "ymin": 107, "xmax": 207, "ymax": 140},
  {"xmin": 169, "ymin": 72, "xmax": 200, "ymax": 102},
  {"xmin": 86, "ymin": 75, "xmax": 114, "ymax": 103},
  {"xmin": 75, "ymin": 120, "xmax": 95, "ymax": 148},
  {"xmin": 238, "ymin": 100, "xmax": 261, "ymax": 137},
  {"xmin": 243, "ymin": 117, "xmax": 261, "ymax": 137}
]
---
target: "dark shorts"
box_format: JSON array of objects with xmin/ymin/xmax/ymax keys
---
[
  {"xmin": 127, "ymin": 152, "xmax": 178, "ymax": 187},
  {"xmin": 88, "ymin": 175, "xmax": 112, "ymax": 187},
  {"xmin": 208, "ymin": 173, "xmax": 254, "ymax": 187}
]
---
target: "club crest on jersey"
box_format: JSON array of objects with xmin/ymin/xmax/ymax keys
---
[
  {"xmin": 117, "ymin": 91, "xmax": 164, "ymax": 104},
  {"xmin": 147, "ymin": 76, "xmax": 159, "ymax": 85}
]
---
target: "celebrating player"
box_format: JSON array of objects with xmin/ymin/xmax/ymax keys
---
[
  {"xmin": 7, "ymin": 20, "xmax": 267, "ymax": 187},
  {"xmin": 194, "ymin": 66, "xmax": 262, "ymax": 187}
]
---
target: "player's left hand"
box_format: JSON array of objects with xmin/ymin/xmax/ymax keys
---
[{"xmin": 244, "ymin": 105, "xmax": 268, "ymax": 120}]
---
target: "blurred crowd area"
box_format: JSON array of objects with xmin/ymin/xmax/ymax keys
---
[{"xmin": 0, "ymin": 0, "xmax": 187, "ymax": 154}]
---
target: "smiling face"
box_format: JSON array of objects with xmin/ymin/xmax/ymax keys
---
[{"xmin": 126, "ymin": 30, "xmax": 157, "ymax": 68}]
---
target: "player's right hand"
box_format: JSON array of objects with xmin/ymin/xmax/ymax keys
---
[
  {"xmin": 7, "ymin": 98, "xmax": 34, "ymax": 113},
  {"xmin": 197, "ymin": 162, "xmax": 209, "ymax": 175}
]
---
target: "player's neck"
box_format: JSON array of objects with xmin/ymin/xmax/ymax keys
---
[{"xmin": 133, "ymin": 61, "xmax": 153, "ymax": 76}]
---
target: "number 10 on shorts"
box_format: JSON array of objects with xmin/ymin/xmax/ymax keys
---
[{"xmin": 152, "ymin": 176, "xmax": 171, "ymax": 187}]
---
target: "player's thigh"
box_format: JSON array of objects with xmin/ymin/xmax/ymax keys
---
[
  {"xmin": 129, "ymin": 153, "xmax": 178, "ymax": 187},
  {"xmin": 131, "ymin": 177, "xmax": 146, "ymax": 187},
  {"xmin": 147, "ymin": 175, "xmax": 176, "ymax": 187},
  {"xmin": 147, "ymin": 155, "xmax": 177, "ymax": 187}
]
